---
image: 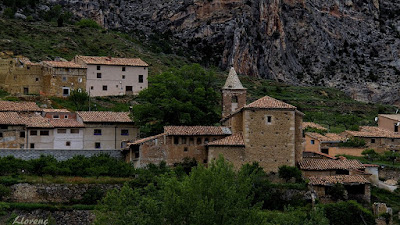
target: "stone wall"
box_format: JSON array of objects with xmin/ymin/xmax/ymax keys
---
[
  {"xmin": 379, "ymin": 167, "xmax": 400, "ymax": 181},
  {"xmin": 0, "ymin": 149, "xmax": 124, "ymax": 161}
]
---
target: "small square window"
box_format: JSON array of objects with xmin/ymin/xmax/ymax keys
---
[
  {"xmin": 71, "ymin": 129, "xmax": 79, "ymax": 134},
  {"xmin": 138, "ymin": 75, "xmax": 144, "ymax": 83},
  {"xmin": 311, "ymin": 140, "xmax": 315, "ymax": 145},
  {"xmin": 57, "ymin": 129, "xmax": 66, "ymax": 134},
  {"xmin": 196, "ymin": 138, "xmax": 202, "ymax": 145},
  {"xmin": 97, "ymin": 65, "xmax": 101, "ymax": 70},
  {"xmin": 66, "ymin": 141, "xmax": 71, "ymax": 146},
  {"xmin": 40, "ymin": 130, "xmax": 49, "ymax": 136},
  {"xmin": 121, "ymin": 129, "xmax": 129, "ymax": 136},
  {"xmin": 371, "ymin": 139, "xmax": 375, "ymax": 143},
  {"xmin": 122, "ymin": 75, "xmax": 125, "ymax": 79},
  {"xmin": 30, "ymin": 143, "xmax": 35, "ymax": 149},
  {"xmin": 184, "ymin": 147, "xmax": 188, "ymax": 152},
  {"xmin": 94, "ymin": 129, "xmax": 102, "ymax": 135},
  {"xmin": 53, "ymin": 115, "xmax": 60, "ymax": 119},
  {"xmin": 30, "ymin": 130, "xmax": 37, "ymax": 136},
  {"xmin": 181, "ymin": 137, "xmax": 187, "ymax": 144},
  {"xmin": 122, "ymin": 67, "xmax": 126, "ymax": 71},
  {"xmin": 95, "ymin": 142, "xmax": 101, "ymax": 149},
  {"xmin": 97, "ymin": 73, "xmax": 102, "ymax": 78},
  {"xmin": 35, "ymin": 78, "xmax": 39, "ymax": 82},
  {"xmin": 267, "ymin": 116, "xmax": 272, "ymax": 123},
  {"xmin": 20, "ymin": 131, "xmax": 25, "ymax": 138},
  {"xmin": 103, "ymin": 85, "xmax": 107, "ymax": 91},
  {"xmin": 91, "ymin": 86, "xmax": 94, "ymax": 90}
]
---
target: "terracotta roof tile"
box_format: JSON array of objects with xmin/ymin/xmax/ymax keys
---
[
  {"xmin": 77, "ymin": 111, "xmax": 133, "ymax": 123},
  {"xmin": 207, "ymin": 133, "xmax": 245, "ymax": 146},
  {"xmin": 0, "ymin": 101, "xmax": 41, "ymax": 112},
  {"xmin": 363, "ymin": 164, "xmax": 379, "ymax": 167},
  {"xmin": 308, "ymin": 175, "xmax": 370, "ymax": 186},
  {"xmin": 244, "ymin": 96, "xmax": 296, "ymax": 110},
  {"xmin": 49, "ymin": 119, "xmax": 84, "ymax": 128},
  {"xmin": 299, "ymin": 158, "xmax": 365, "ymax": 170},
  {"xmin": 222, "ymin": 67, "xmax": 245, "ymax": 89},
  {"xmin": 21, "ymin": 115, "xmax": 53, "ymax": 128},
  {"xmin": 346, "ymin": 126, "xmax": 400, "ymax": 138},
  {"xmin": 306, "ymin": 132, "xmax": 345, "ymax": 142},
  {"xmin": 379, "ymin": 114, "xmax": 400, "ymax": 121},
  {"xmin": 18, "ymin": 58, "xmax": 40, "ymax": 66},
  {"xmin": 303, "ymin": 151, "xmax": 337, "ymax": 160},
  {"xmin": 43, "ymin": 109, "xmax": 71, "ymax": 113},
  {"xmin": 164, "ymin": 126, "xmax": 232, "ymax": 136},
  {"xmin": 129, "ymin": 133, "xmax": 166, "ymax": 146},
  {"xmin": 0, "ymin": 112, "xmax": 25, "ymax": 125},
  {"xmin": 303, "ymin": 122, "xmax": 327, "ymax": 131},
  {"xmin": 76, "ymin": 56, "xmax": 148, "ymax": 67},
  {"xmin": 42, "ymin": 61, "xmax": 86, "ymax": 69}
]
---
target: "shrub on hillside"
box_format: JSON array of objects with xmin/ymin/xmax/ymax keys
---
[
  {"xmin": 278, "ymin": 165, "xmax": 303, "ymax": 183},
  {"xmin": 339, "ymin": 137, "xmax": 366, "ymax": 147},
  {"xmin": 322, "ymin": 201, "xmax": 375, "ymax": 225},
  {"xmin": 76, "ymin": 19, "xmax": 101, "ymax": 29}
]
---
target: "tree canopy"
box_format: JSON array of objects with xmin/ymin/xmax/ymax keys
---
[{"xmin": 131, "ymin": 64, "xmax": 221, "ymax": 135}]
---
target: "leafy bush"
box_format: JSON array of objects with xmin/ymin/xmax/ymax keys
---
[
  {"xmin": 75, "ymin": 19, "xmax": 102, "ymax": 29},
  {"xmin": 278, "ymin": 165, "xmax": 303, "ymax": 182},
  {"xmin": 0, "ymin": 176, "xmax": 21, "ymax": 186},
  {"xmin": 322, "ymin": 200, "xmax": 375, "ymax": 225},
  {"xmin": 78, "ymin": 187, "xmax": 105, "ymax": 205},
  {"xmin": 0, "ymin": 184, "xmax": 11, "ymax": 200},
  {"xmin": 362, "ymin": 149, "xmax": 378, "ymax": 161},
  {"xmin": 3, "ymin": 8, "xmax": 15, "ymax": 19},
  {"xmin": 304, "ymin": 127, "xmax": 327, "ymax": 135},
  {"xmin": 339, "ymin": 137, "xmax": 366, "ymax": 147}
]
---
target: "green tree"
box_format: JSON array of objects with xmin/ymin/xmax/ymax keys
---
[
  {"xmin": 278, "ymin": 165, "xmax": 303, "ymax": 183},
  {"xmin": 361, "ymin": 149, "xmax": 378, "ymax": 161},
  {"xmin": 132, "ymin": 64, "xmax": 220, "ymax": 135},
  {"xmin": 383, "ymin": 151, "xmax": 400, "ymax": 165},
  {"xmin": 68, "ymin": 89, "xmax": 89, "ymax": 111},
  {"xmin": 322, "ymin": 200, "xmax": 375, "ymax": 225},
  {"xmin": 95, "ymin": 157, "xmax": 264, "ymax": 224}
]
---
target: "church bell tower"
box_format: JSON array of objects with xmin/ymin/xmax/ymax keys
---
[{"xmin": 222, "ymin": 67, "xmax": 247, "ymax": 118}]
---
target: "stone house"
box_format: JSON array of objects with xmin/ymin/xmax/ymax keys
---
[
  {"xmin": 299, "ymin": 158, "xmax": 366, "ymax": 177},
  {"xmin": 0, "ymin": 57, "xmax": 43, "ymax": 95},
  {"xmin": 378, "ymin": 114, "xmax": 400, "ymax": 133},
  {"xmin": 0, "ymin": 112, "xmax": 27, "ymax": 149},
  {"xmin": 74, "ymin": 56, "xmax": 149, "ymax": 96},
  {"xmin": 24, "ymin": 114, "xmax": 54, "ymax": 149},
  {"xmin": 344, "ymin": 126, "xmax": 400, "ymax": 153},
  {"xmin": 124, "ymin": 126, "xmax": 232, "ymax": 168},
  {"xmin": 77, "ymin": 111, "xmax": 138, "ymax": 150},
  {"xmin": 41, "ymin": 61, "xmax": 87, "ymax": 97},
  {"xmin": 126, "ymin": 67, "xmax": 304, "ymax": 172}
]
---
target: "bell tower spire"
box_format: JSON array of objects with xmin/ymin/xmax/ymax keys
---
[{"xmin": 222, "ymin": 67, "xmax": 247, "ymax": 118}]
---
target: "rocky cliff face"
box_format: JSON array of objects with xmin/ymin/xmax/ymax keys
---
[{"xmin": 41, "ymin": 0, "xmax": 400, "ymax": 105}]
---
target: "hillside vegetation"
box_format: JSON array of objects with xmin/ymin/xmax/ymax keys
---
[{"xmin": 0, "ymin": 18, "xmax": 397, "ymax": 134}]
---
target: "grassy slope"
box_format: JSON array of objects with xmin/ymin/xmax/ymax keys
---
[{"xmin": 0, "ymin": 18, "xmax": 397, "ymax": 131}]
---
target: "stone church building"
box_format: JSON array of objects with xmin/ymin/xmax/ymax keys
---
[{"xmin": 125, "ymin": 68, "xmax": 304, "ymax": 172}]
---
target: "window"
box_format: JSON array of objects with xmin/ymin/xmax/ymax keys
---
[
  {"xmin": 122, "ymin": 75, "xmax": 125, "ymax": 79},
  {"xmin": 184, "ymin": 147, "xmax": 188, "ymax": 152},
  {"xmin": 0, "ymin": 133, "xmax": 3, "ymax": 138},
  {"xmin": 204, "ymin": 138, "xmax": 209, "ymax": 144},
  {"xmin": 126, "ymin": 86, "xmax": 133, "ymax": 92},
  {"xmin": 321, "ymin": 148, "xmax": 329, "ymax": 154},
  {"xmin": 66, "ymin": 141, "xmax": 71, "ymax": 146},
  {"xmin": 122, "ymin": 67, "xmax": 126, "ymax": 71},
  {"xmin": 121, "ymin": 129, "xmax": 129, "ymax": 136},
  {"xmin": 53, "ymin": 115, "xmax": 60, "ymax": 119},
  {"xmin": 94, "ymin": 129, "xmax": 102, "ymax": 135},
  {"xmin": 174, "ymin": 137, "xmax": 179, "ymax": 145},
  {"xmin": 20, "ymin": 131, "xmax": 25, "ymax": 138},
  {"xmin": 40, "ymin": 130, "xmax": 49, "ymax": 136},
  {"xmin": 30, "ymin": 143, "xmax": 35, "ymax": 149},
  {"xmin": 189, "ymin": 137, "xmax": 194, "ymax": 145},
  {"xmin": 311, "ymin": 140, "xmax": 315, "ymax": 145},
  {"xmin": 266, "ymin": 115, "xmax": 272, "ymax": 124},
  {"xmin": 91, "ymin": 86, "xmax": 94, "ymax": 90},
  {"xmin": 62, "ymin": 77, "xmax": 67, "ymax": 81},
  {"xmin": 138, "ymin": 75, "xmax": 144, "ymax": 83},
  {"xmin": 97, "ymin": 65, "xmax": 101, "ymax": 70},
  {"xmin": 64, "ymin": 115, "xmax": 68, "ymax": 119},
  {"xmin": 62, "ymin": 87, "xmax": 70, "ymax": 96},
  {"xmin": 395, "ymin": 124, "xmax": 399, "ymax": 132},
  {"xmin": 232, "ymin": 96, "xmax": 238, "ymax": 103},
  {"xmin": 71, "ymin": 129, "xmax": 79, "ymax": 134},
  {"xmin": 181, "ymin": 137, "xmax": 187, "ymax": 144},
  {"xmin": 102, "ymin": 85, "xmax": 107, "ymax": 91},
  {"xmin": 197, "ymin": 138, "xmax": 202, "ymax": 145},
  {"xmin": 95, "ymin": 142, "xmax": 101, "ymax": 149},
  {"xmin": 392, "ymin": 139, "xmax": 395, "ymax": 142},
  {"xmin": 57, "ymin": 129, "xmax": 66, "ymax": 134},
  {"xmin": 97, "ymin": 73, "xmax": 102, "ymax": 78},
  {"xmin": 371, "ymin": 139, "xmax": 376, "ymax": 143},
  {"xmin": 23, "ymin": 87, "xmax": 29, "ymax": 95},
  {"xmin": 78, "ymin": 78, "xmax": 82, "ymax": 83},
  {"xmin": 30, "ymin": 130, "xmax": 37, "ymax": 136},
  {"xmin": 35, "ymin": 78, "xmax": 39, "ymax": 82}
]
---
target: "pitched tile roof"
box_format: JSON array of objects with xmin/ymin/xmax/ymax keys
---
[
  {"xmin": 306, "ymin": 132, "xmax": 345, "ymax": 142},
  {"xmin": 207, "ymin": 133, "xmax": 245, "ymax": 146},
  {"xmin": 308, "ymin": 175, "xmax": 370, "ymax": 186},
  {"xmin": 299, "ymin": 158, "xmax": 365, "ymax": 170},
  {"xmin": 0, "ymin": 101, "xmax": 41, "ymax": 112},
  {"xmin": 346, "ymin": 126, "xmax": 400, "ymax": 138},
  {"xmin": 303, "ymin": 122, "xmax": 327, "ymax": 131},
  {"xmin": 363, "ymin": 164, "xmax": 379, "ymax": 167},
  {"xmin": 0, "ymin": 112, "xmax": 25, "ymax": 125},
  {"xmin": 379, "ymin": 114, "xmax": 400, "ymax": 121},
  {"xmin": 43, "ymin": 109, "xmax": 71, "ymax": 113},
  {"xmin": 164, "ymin": 126, "xmax": 232, "ymax": 136},
  {"xmin": 77, "ymin": 111, "xmax": 133, "ymax": 123},
  {"xmin": 222, "ymin": 67, "xmax": 245, "ymax": 89},
  {"xmin": 75, "ymin": 56, "xmax": 148, "ymax": 67},
  {"xmin": 129, "ymin": 133, "xmax": 166, "ymax": 146},
  {"xmin": 303, "ymin": 151, "xmax": 337, "ymax": 160},
  {"xmin": 21, "ymin": 115, "xmax": 53, "ymax": 128},
  {"xmin": 49, "ymin": 119, "xmax": 84, "ymax": 128},
  {"xmin": 244, "ymin": 96, "xmax": 296, "ymax": 110},
  {"xmin": 42, "ymin": 61, "xmax": 86, "ymax": 69},
  {"xmin": 18, "ymin": 58, "xmax": 40, "ymax": 66}
]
